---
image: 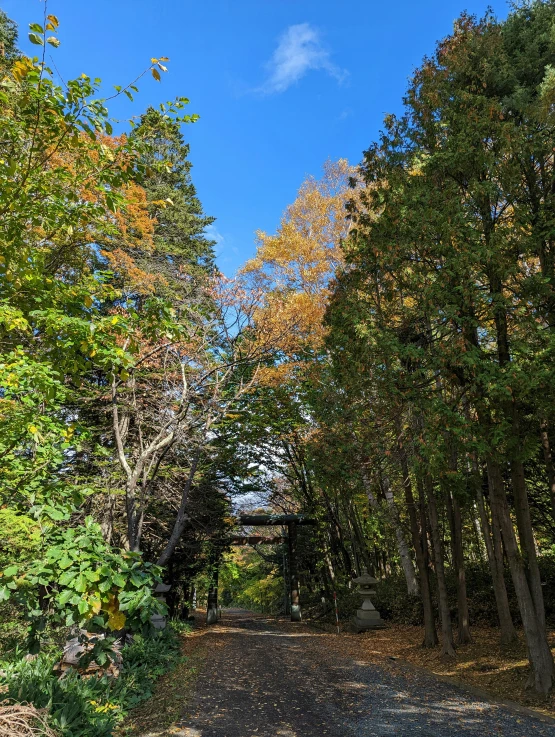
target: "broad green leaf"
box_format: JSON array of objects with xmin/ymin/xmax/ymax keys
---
[
  {"xmin": 58, "ymin": 589, "xmax": 73, "ymax": 606},
  {"xmin": 112, "ymin": 573, "xmax": 126, "ymax": 588},
  {"xmin": 74, "ymin": 574, "xmax": 88, "ymax": 593},
  {"xmin": 59, "ymin": 570, "xmax": 77, "ymax": 586}
]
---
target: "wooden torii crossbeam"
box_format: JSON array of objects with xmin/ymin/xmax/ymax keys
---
[
  {"xmin": 238, "ymin": 513, "xmax": 316, "ymax": 622},
  {"xmin": 239, "ymin": 514, "xmax": 315, "ymax": 526}
]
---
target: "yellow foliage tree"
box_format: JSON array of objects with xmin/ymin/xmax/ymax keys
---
[{"xmin": 241, "ymin": 159, "xmax": 355, "ymax": 359}]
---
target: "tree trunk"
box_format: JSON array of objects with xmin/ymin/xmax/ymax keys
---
[
  {"xmin": 487, "ymin": 459, "xmax": 554, "ymax": 693},
  {"xmin": 126, "ymin": 478, "xmax": 143, "ymax": 552},
  {"xmin": 425, "ymin": 475, "xmax": 456, "ymax": 657},
  {"xmin": 364, "ymin": 469, "xmax": 419, "ymax": 596},
  {"xmin": 471, "ymin": 502, "xmax": 487, "ymax": 564},
  {"xmin": 511, "ymin": 458, "xmax": 546, "ymax": 632},
  {"xmin": 396, "ymin": 440, "xmax": 438, "ymax": 647},
  {"xmin": 540, "ymin": 419, "xmax": 555, "ymax": 520},
  {"xmin": 350, "ymin": 500, "xmax": 374, "ymax": 574},
  {"xmin": 486, "ymin": 261, "xmax": 552, "ymax": 687},
  {"xmin": 382, "ymin": 475, "xmax": 419, "ymax": 596},
  {"xmin": 446, "ymin": 491, "xmax": 472, "ymax": 644},
  {"xmin": 476, "ymin": 486, "xmax": 517, "ymax": 644},
  {"xmin": 157, "ymin": 452, "xmax": 200, "ymax": 566}
]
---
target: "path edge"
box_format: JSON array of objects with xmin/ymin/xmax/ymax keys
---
[
  {"xmin": 304, "ymin": 619, "xmax": 555, "ymax": 727},
  {"xmin": 392, "ymin": 656, "xmax": 555, "ymax": 726}
]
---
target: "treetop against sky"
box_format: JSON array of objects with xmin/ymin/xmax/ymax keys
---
[{"xmin": 4, "ymin": 0, "xmax": 508, "ymax": 275}]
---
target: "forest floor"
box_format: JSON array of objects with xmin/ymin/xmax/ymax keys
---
[
  {"xmin": 336, "ymin": 623, "xmax": 555, "ymax": 720},
  {"xmin": 119, "ymin": 619, "xmax": 211, "ymax": 736},
  {"xmin": 130, "ymin": 609, "xmax": 555, "ymax": 737}
]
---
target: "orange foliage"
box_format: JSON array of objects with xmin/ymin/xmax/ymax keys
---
[
  {"xmin": 241, "ymin": 159, "xmax": 355, "ymax": 361},
  {"xmin": 113, "ymin": 182, "xmax": 155, "ymax": 250}
]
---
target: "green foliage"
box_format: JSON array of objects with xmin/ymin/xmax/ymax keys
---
[
  {"xmin": 0, "ymin": 518, "xmax": 165, "ymax": 653},
  {"xmin": 219, "ymin": 549, "xmax": 285, "ymax": 614},
  {"xmin": 0, "ymin": 509, "xmax": 39, "ymax": 568},
  {"xmin": 0, "ymin": 623, "xmax": 186, "ymax": 737},
  {"xmin": 134, "ymin": 107, "xmax": 216, "ymax": 286},
  {"xmin": 0, "ymin": 10, "xmax": 201, "ymax": 506},
  {"xmin": 0, "ymin": 9, "xmax": 19, "ymax": 64}
]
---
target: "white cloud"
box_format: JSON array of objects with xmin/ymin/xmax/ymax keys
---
[
  {"xmin": 205, "ymin": 224, "xmax": 225, "ymax": 256},
  {"xmin": 337, "ymin": 108, "xmax": 353, "ymax": 121},
  {"xmin": 260, "ymin": 23, "xmax": 347, "ymax": 94}
]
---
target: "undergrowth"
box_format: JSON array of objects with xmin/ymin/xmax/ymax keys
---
[{"xmin": 0, "ymin": 621, "xmax": 190, "ymax": 737}]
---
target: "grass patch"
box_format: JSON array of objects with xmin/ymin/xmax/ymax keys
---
[{"xmin": 118, "ymin": 618, "xmax": 209, "ymax": 737}]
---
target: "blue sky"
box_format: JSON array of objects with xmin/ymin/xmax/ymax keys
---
[{"xmin": 4, "ymin": 0, "xmax": 509, "ymax": 274}]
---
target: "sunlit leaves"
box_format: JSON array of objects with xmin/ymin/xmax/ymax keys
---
[{"xmin": 0, "ymin": 518, "xmax": 165, "ymax": 648}]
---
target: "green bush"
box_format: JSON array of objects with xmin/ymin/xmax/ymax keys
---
[
  {"xmin": 0, "ymin": 518, "xmax": 166, "ymax": 653},
  {"xmin": 372, "ymin": 577, "xmax": 424, "ymax": 625},
  {"xmin": 0, "ymin": 623, "xmax": 188, "ymax": 737}
]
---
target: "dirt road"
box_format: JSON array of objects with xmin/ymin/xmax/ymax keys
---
[{"xmin": 177, "ymin": 609, "xmax": 555, "ymax": 737}]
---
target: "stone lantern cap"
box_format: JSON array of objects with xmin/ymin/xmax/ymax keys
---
[
  {"xmin": 155, "ymin": 583, "xmax": 171, "ymax": 594},
  {"xmin": 352, "ymin": 568, "xmax": 378, "ymax": 587}
]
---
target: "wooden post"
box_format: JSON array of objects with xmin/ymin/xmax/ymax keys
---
[
  {"xmin": 282, "ymin": 529, "xmax": 290, "ymax": 615},
  {"xmin": 287, "ymin": 521, "xmax": 301, "ymax": 621},
  {"xmin": 206, "ymin": 551, "xmax": 219, "ymax": 625}
]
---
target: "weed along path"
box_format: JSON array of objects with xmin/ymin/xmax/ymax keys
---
[{"xmin": 173, "ymin": 610, "xmax": 555, "ymax": 737}]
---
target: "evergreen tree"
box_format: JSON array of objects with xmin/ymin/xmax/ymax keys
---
[
  {"xmin": 134, "ymin": 108, "xmax": 216, "ymax": 301},
  {"xmin": 0, "ymin": 9, "xmax": 19, "ymax": 65}
]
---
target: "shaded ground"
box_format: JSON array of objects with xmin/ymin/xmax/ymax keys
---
[
  {"xmin": 119, "ymin": 623, "xmax": 210, "ymax": 737},
  {"xmin": 176, "ymin": 610, "xmax": 555, "ymax": 737},
  {"xmin": 339, "ymin": 623, "xmax": 555, "ymax": 719}
]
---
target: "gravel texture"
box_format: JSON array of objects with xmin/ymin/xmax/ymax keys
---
[{"xmin": 177, "ymin": 609, "xmax": 555, "ymax": 737}]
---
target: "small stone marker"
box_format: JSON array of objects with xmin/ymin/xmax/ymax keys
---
[{"xmin": 351, "ymin": 568, "xmax": 385, "ymax": 632}]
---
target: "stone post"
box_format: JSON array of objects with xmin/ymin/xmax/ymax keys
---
[
  {"xmin": 151, "ymin": 583, "xmax": 171, "ymax": 630},
  {"xmin": 206, "ymin": 559, "xmax": 219, "ymax": 625}
]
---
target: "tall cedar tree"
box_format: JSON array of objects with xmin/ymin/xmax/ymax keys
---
[{"xmin": 135, "ymin": 108, "xmax": 215, "ymax": 295}]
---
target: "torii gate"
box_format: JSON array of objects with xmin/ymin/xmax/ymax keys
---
[{"xmin": 206, "ymin": 514, "xmax": 316, "ymax": 624}]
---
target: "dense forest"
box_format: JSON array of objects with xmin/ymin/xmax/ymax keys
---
[{"xmin": 4, "ymin": 1, "xmax": 555, "ymax": 734}]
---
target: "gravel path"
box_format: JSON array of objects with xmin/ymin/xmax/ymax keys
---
[{"xmin": 177, "ymin": 609, "xmax": 555, "ymax": 737}]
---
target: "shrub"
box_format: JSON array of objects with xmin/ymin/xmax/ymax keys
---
[
  {"xmin": 0, "ymin": 624, "xmax": 186, "ymax": 737},
  {"xmin": 0, "ymin": 518, "xmax": 166, "ymax": 653}
]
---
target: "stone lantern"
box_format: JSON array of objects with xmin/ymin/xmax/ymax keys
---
[
  {"xmin": 352, "ymin": 568, "xmax": 385, "ymax": 632},
  {"xmin": 151, "ymin": 583, "xmax": 171, "ymax": 630}
]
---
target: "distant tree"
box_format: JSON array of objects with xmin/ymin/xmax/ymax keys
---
[{"xmin": 0, "ymin": 9, "xmax": 19, "ymax": 64}]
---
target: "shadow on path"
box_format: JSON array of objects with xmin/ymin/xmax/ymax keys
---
[{"xmin": 176, "ymin": 609, "xmax": 555, "ymax": 737}]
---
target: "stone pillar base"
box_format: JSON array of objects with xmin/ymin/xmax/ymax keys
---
[
  {"xmin": 351, "ymin": 610, "xmax": 386, "ymax": 632},
  {"xmin": 206, "ymin": 607, "xmax": 218, "ymax": 625}
]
